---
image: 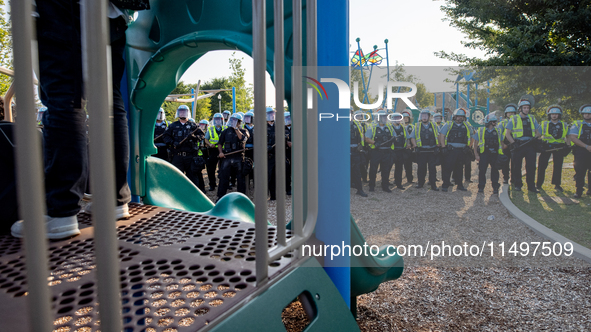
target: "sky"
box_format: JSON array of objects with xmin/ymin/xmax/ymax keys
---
[{"xmin": 179, "ymin": 0, "xmax": 486, "ymax": 108}]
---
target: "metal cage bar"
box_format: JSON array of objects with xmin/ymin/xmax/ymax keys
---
[
  {"xmin": 81, "ymin": 0, "xmax": 123, "ymax": 330},
  {"xmin": 12, "ymin": 0, "xmax": 54, "ymax": 330}
]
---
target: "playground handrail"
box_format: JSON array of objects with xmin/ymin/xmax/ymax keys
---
[
  {"xmin": 253, "ymin": 0, "xmax": 318, "ymax": 285},
  {"xmin": 12, "ymin": 0, "xmax": 124, "ymax": 329}
]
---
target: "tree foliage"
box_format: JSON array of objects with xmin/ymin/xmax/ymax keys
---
[
  {"xmin": 161, "ymin": 81, "xmax": 212, "ymax": 122},
  {"xmin": 227, "ymin": 52, "xmax": 253, "ymax": 112},
  {"xmin": 437, "ymin": 0, "xmax": 591, "ymax": 66},
  {"xmin": 438, "ymin": 1, "xmax": 591, "ymax": 121},
  {"xmin": 0, "ymin": 0, "xmax": 13, "ymax": 98}
]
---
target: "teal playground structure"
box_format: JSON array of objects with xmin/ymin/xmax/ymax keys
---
[{"xmin": 8, "ymin": 0, "xmax": 404, "ymax": 331}]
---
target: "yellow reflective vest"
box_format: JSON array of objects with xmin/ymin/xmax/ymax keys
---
[{"xmin": 477, "ymin": 127, "xmax": 503, "ymax": 154}]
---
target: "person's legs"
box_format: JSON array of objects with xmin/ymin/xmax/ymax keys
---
[
  {"xmin": 206, "ymin": 148, "xmax": 219, "ymax": 189},
  {"xmin": 490, "ymin": 154, "xmax": 500, "ymax": 191},
  {"xmin": 368, "ymin": 150, "xmax": 379, "ymax": 190},
  {"xmin": 37, "ymin": 0, "xmax": 86, "ymax": 218},
  {"xmin": 416, "ymin": 153, "xmax": 427, "ymax": 186},
  {"xmin": 268, "ymin": 155, "xmax": 277, "ymax": 200},
  {"xmin": 536, "ymin": 151, "xmax": 551, "ymax": 188},
  {"xmin": 235, "ymin": 158, "xmax": 247, "ymax": 194},
  {"xmin": 216, "ymin": 158, "xmax": 231, "ymax": 199},
  {"xmin": 502, "ymin": 148, "xmax": 511, "ymax": 183},
  {"xmin": 109, "ymin": 23, "xmax": 131, "ymax": 207},
  {"xmin": 524, "ymin": 148, "xmax": 537, "ymax": 190},
  {"xmin": 478, "ymin": 153, "xmax": 489, "ymax": 191},
  {"xmin": 511, "ymin": 148, "xmax": 524, "ymax": 188},
  {"xmin": 551, "ymin": 152, "xmax": 564, "ymax": 186}
]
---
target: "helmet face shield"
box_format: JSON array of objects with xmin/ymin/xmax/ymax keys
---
[
  {"xmin": 227, "ymin": 117, "xmax": 238, "ymax": 128},
  {"xmin": 266, "ymin": 110, "xmax": 276, "ymax": 122},
  {"xmin": 284, "ymin": 113, "xmax": 292, "ymax": 126},
  {"xmin": 157, "ymin": 108, "xmax": 166, "ymax": 121},
  {"xmin": 419, "ymin": 112, "xmax": 430, "ymax": 121},
  {"xmin": 243, "ymin": 114, "xmax": 253, "ymax": 124},
  {"xmin": 222, "ymin": 111, "xmax": 231, "ymax": 120},
  {"xmin": 177, "ymin": 109, "xmax": 189, "ymax": 119},
  {"xmin": 213, "ymin": 116, "xmax": 223, "ymax": 127}
]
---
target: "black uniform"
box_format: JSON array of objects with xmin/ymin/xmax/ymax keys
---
[
  {"xmin": 391, "ymin": 125, "xmax": 408, "ymax": 188},
  {"xmin": 414, "ymin": 123, "xmax": 438, "ymax": 189},
  {"xmin": 369, "ymin": 124, "xmax": 394, "ymax": 191},
  {"xmin": 206, "ymin": 125, "xmax": 225, "ymax": 190},
  {"xmin": 403, "ymin": 124, "xmax": 414, "ymax": 183},
  {"xmin": 154, "ymin": 121, "xmax": 169, "ymax": 161},
  {"xmin": 216, "ymin": 126, "xmax": 249, "ymax": 199},
  {"xmin": 573, "ymin": 122, "xmax": 591, "ymax": 195},
  {"xmin": 267, "ymin": 123, "xmax": 278, "ymax": 200},
  {"xmin": 244, "ymin": 125, "xmax": 255, "ymax": 185},
  {"xmin": 477, "ymin": 128, "xmax": 501, "ymax": 191},
  {"xmin": 285, "ymin": 126, "xmax": 292, "ymax": 195},
  {"xmin": 163, "ymin": 120, "xmax": 202, "ymax": 189},
  {"xmin": 442, "ymin": 122, "xmax": 470, "ymax": 190},
  {"xmin": 537, "ymin": 121, "xmax": 567, "ymax": 188},
  {"xmin": 351, "ymin": 121, "xmax": 365, "ymax": 192}
]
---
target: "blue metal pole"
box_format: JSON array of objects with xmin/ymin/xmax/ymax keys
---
[
  {"xmin": 442, "ymin": 92, "xmax": 446, "ymax": 118},
  {"xmin": 232, "ymin": 86, "xmax": 236, "ymax": 113},
  {"xmin": 456, "ymin": 82, "xmax": 459, "ymax": 109},
  {"xmin": 317, "ymin": 0, "xmax": 350, "ymax": 307},
  {"xmin": 356, "ymin": 38, "xmax": 370, "ymax": 105},
  {"xmin": 191, "ymin": 88, "xmax": 195, "ymax": 113},
  {"xmin": 434, "ymin": 92, "xmax": 437, "ymax": 109},
  {"xmin": 383, "ymin": 39, "xmax": 389, "ymax": 108},
  {"xmin": 487, "ymin": 80, "xmax": 490, "ymax": 114},
  {"xmin": 475, "ymin": 83, "xmax": 478, "ymax": 108},
  {"xmin": 467, "ymin": 83, "xmax": 471, "ymax": 108}
]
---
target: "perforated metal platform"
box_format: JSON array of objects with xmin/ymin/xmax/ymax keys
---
[{"xmin": 0, "ymin": 203, "xmax": 298, "ymax": 332}]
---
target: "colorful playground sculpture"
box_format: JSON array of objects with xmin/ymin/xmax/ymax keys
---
[{"xmin": 8, "ymin": 1, "xmax": 404, "ymax": 331}]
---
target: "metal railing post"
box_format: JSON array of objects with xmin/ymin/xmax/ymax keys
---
[
  {"xmin": 275, "ymin": 0, "xmax": 286, "ymax": 247},
  {"xmin": 253, "ymin": 0, "xmax": 269, "ymax": 285},
  {"xmin": 11, "ymin": 0, "xmax": 54, "ymax": 330},
  {"xmin": 306, "ymin": 0, "xmax": 319, "ymax": 239},
  {"xmin": 81, "ymin": 0, "xmax": 122, "ymax": 330}
]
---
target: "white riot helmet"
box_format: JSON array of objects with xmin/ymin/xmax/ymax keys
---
[
  {"xmin": 212, "ymin": 113, "xmax": 224, "ymax": 127},
  {"xmin": 579, "ymin": 104, "xmax": 591, "ymax": 114},
  {"xmin": 243, "ymin": 111, "xmax": 254, "ymax": 124},
  {"xmin": 546, "ymin": 105, "xmax": 563, "ymax": 116},
  {"xmin": 157, "ymin": 108, "xmax": 166, "ymax": 121},
  {"xmin": 452, "ymin": 108, "xmax": 467, "ymax": 121},
  {"xmin": 175, "ymin": 105, "xmax": 190, "ymax": 119},
  {"xmin": 199, "ymin": 119, "xmax": 208, "ymax": 130},
  {"xmin": 484, "ymin": 113, "xmax": 498, "ymax": 125},
  {"xmin": 284, "ymin": 112, "xmax": 291, "ymax": 126},
  {"xmin": 266, "ymin": 107, "xmax": 276, "ymax": 122},
  {"xmin": 433, "ymin": 113, "xmax": 443, "ymax": 122},
  {"xmin": 227, "ymin": 113, "xmax": 243, "ymax": 129}
]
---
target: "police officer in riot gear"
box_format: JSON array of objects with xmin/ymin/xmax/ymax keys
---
[
  {"xmin": 284, "ymin": 111, "xmax": 293, "ymax": 196},
  {"xmin": 401, "ymin": 110, "xmax": 414, "ymax": 183},
  {"xmin": 505, "ymin": 99, "xmax": 542, "ymax": 193},
  {"xmin": 222, "ymin": 110, "xmax": 232, "ymax": 125},
  {"xmin": 205, "ymin": 113, "xmax": 226, "ymax": 191},
  {"xmin": 163, "ymin": 105, "xmax": 202, "ymax": 188},
  {"xmin": 410, "ymin": 109, "xmax": 439, "ymax": 191},
  {"xmin": 154, "ymin": 108, "xmax": 169, "ymax": 161},
  {"xmin": 568, "ymin": 104, "xmax": 591, "ymax": 198},
  {"xmin": 266, "ymin": 107, "xmax": 281, "ymax": 200},
  {"xmin": 242, "ymin": 111, "xmax": 255, "ymax": 186},
  {"xmin": 351, "ymin": 111, "xmax": 368, "ymax": 197},
  {"xmin": 216, "ymin": 113, "xmax": 249, "ymax": 201},
  {"xmin": 389, "ymin": 112, "xmax": 410, "ymax": 190},
  {"xmin": 438, "ymin": 108, "xmax": 471, "ymax": 192},
  {"xmin": 537, "ymin": 105, "xmax": 570, "ymax": 191},
  {"xmin": 474, "ymin": 114, "xmax": 503, "ymax": 194},
  {"xmin": 36, "ymin": 106, "xmax": 47, "ymax": 129},
  {"xmin": 498, "ymin": 104, "xmax": 517, "ymax": 184},
  {"xmin": 365, "ymin": 110, "xmax": 394, "ymax": 192},
  {"xmin": 434, "ymin": 112, "xmax": 444, "ymax": 132}
]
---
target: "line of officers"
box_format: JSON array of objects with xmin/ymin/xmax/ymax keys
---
[
  {"xmin": 153, "ymin": 105, "xmax": 292, "ymax": 202},
  {"xmin": 350, "ymin": 100, "xmax": 591, "ymax": 198}
]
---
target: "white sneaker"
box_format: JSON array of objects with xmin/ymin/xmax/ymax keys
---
[
  {"xmin": 11, "ymin": 215, "xmax": 81, "ymax": 240},
  {"xmin": 82, "ymin": 203, "xmax": 130, "ymax": 220}
]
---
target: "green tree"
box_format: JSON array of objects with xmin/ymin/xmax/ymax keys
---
[
  {"xmin": 161, "ymin": 81, "xmax": 212, "ymax": 122},
  {"xmin": 227, "ymin": 52, "xmax": 253, "ymax": 112},
  {"xmin": 438, "ymin": 1, "xmax": 591, "ymax": 121},
  {"xmin": 0, "ymin": 0, "xmax": 13, "ymax": 99},
  {"xmin": 201, "ymin": 77, "xmax": 232, "ymax": 113},
  {"xmin": 437, "ymin": 0, "xmax": 591, "ymax": 66}
]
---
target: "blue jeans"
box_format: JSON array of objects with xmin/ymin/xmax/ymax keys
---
[{"xmin": 37, "ymin": 0, "xmax": 130, "ymax": 217}]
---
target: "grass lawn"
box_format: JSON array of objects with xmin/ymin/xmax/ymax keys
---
[{"xmin": 509, "ymin": 154, "xmax": 591, "ymax": 249}]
